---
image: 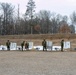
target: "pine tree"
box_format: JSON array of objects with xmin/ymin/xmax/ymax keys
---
[
  {"xmin": 25, "ymin": 0, "xmax": 36, "ymax": 20},
  {"xmin": 25, "ymin": 0, "xmax": 36, "ymax": 34}
]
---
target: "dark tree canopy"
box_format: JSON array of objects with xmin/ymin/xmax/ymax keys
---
[{"xmin": 25, "ymin": 0, "xmax": 36, "ymax": 20}]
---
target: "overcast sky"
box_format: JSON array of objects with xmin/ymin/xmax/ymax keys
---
[{"xmin": 0, "ymin": 0, "xmax": 76, "ymax": 16}]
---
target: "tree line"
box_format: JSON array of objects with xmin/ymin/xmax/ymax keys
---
[{"xmin": 0, "ymin": 0, "xmax": 76, "ymax": 35}]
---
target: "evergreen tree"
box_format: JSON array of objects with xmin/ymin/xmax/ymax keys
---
[
  {"xmin": 25, "ymin": 0, "xmax": 36, "ymax": 20},
  {"xmin": 25, "ymin": 0, "xmax": 36, "ymax": 34}
]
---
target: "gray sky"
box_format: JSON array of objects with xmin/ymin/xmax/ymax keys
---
[{"xmin": 0, "ymin": 0, "xmax": 76, "ymax": 16}]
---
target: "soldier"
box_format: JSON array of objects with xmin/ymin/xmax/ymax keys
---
[
  {"xmin": 21, "ymin": 41, "xmax": 25, "ymax": 51},
  {"xmin": 25, "ymin": 42, "xmax": 29, "ymax": 50},
  {"xmin": 61, "ymin": 39, "xmax": 64, "ymax": 52},
  {"xmin": 42, "ymin": 39, "xmax": 47, "ymax": 51},
  {"xmin": 6, "ymin": 40, "xmax": 11, "ymax": 51}
]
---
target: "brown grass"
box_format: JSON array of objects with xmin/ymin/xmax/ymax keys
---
[
  {"xmin": 0, "ymin": 33, "xmax": 76, "ymax": 39},
  {"xmin": 0, "ymin": 34, "xmax": 76, "ymax": 51}
]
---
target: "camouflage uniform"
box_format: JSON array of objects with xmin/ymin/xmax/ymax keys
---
[
  {"xmin": 6, "ymin": 40, "xmax": 10, "ymax": 51},
  {"xmin": 25, "ymin": 42, "xmax": 29, "ymax": 50},
  {"xmin": 42, "ymin": 39, "xmax": 47, "ymax": 51},
  {"xmin": 21, "ymin": 41, "xmax": 25, "ymax": 51},
  {"xmin": 61, "ymin": 40, "xmax": 64, "ymax": 52}
]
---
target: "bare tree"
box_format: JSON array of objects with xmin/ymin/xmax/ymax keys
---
[
  {"xmin": 0, "ymin": 2, "xmax": 15, "ymax": 35},
  {"xmin": 34, "ymin": 24, "xmax": 41, "ymax": 34},
  {"xmin": 0, "ymin": 15, "xmax": 3, "ymax": 34},
  {"xmin": 37, "ymin": 10, "xmax": 51, "ymax": 33},
  {"xmin": 59, "ymin": 24, "xmax": 71, "ymax": 33},
  {"xmin": 70, "ymin": 25, "xmax": 75, "ymax": 33},
  {"xmin": 70, "ymin": 11, "xmax": 76, "ymax": 25}
]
